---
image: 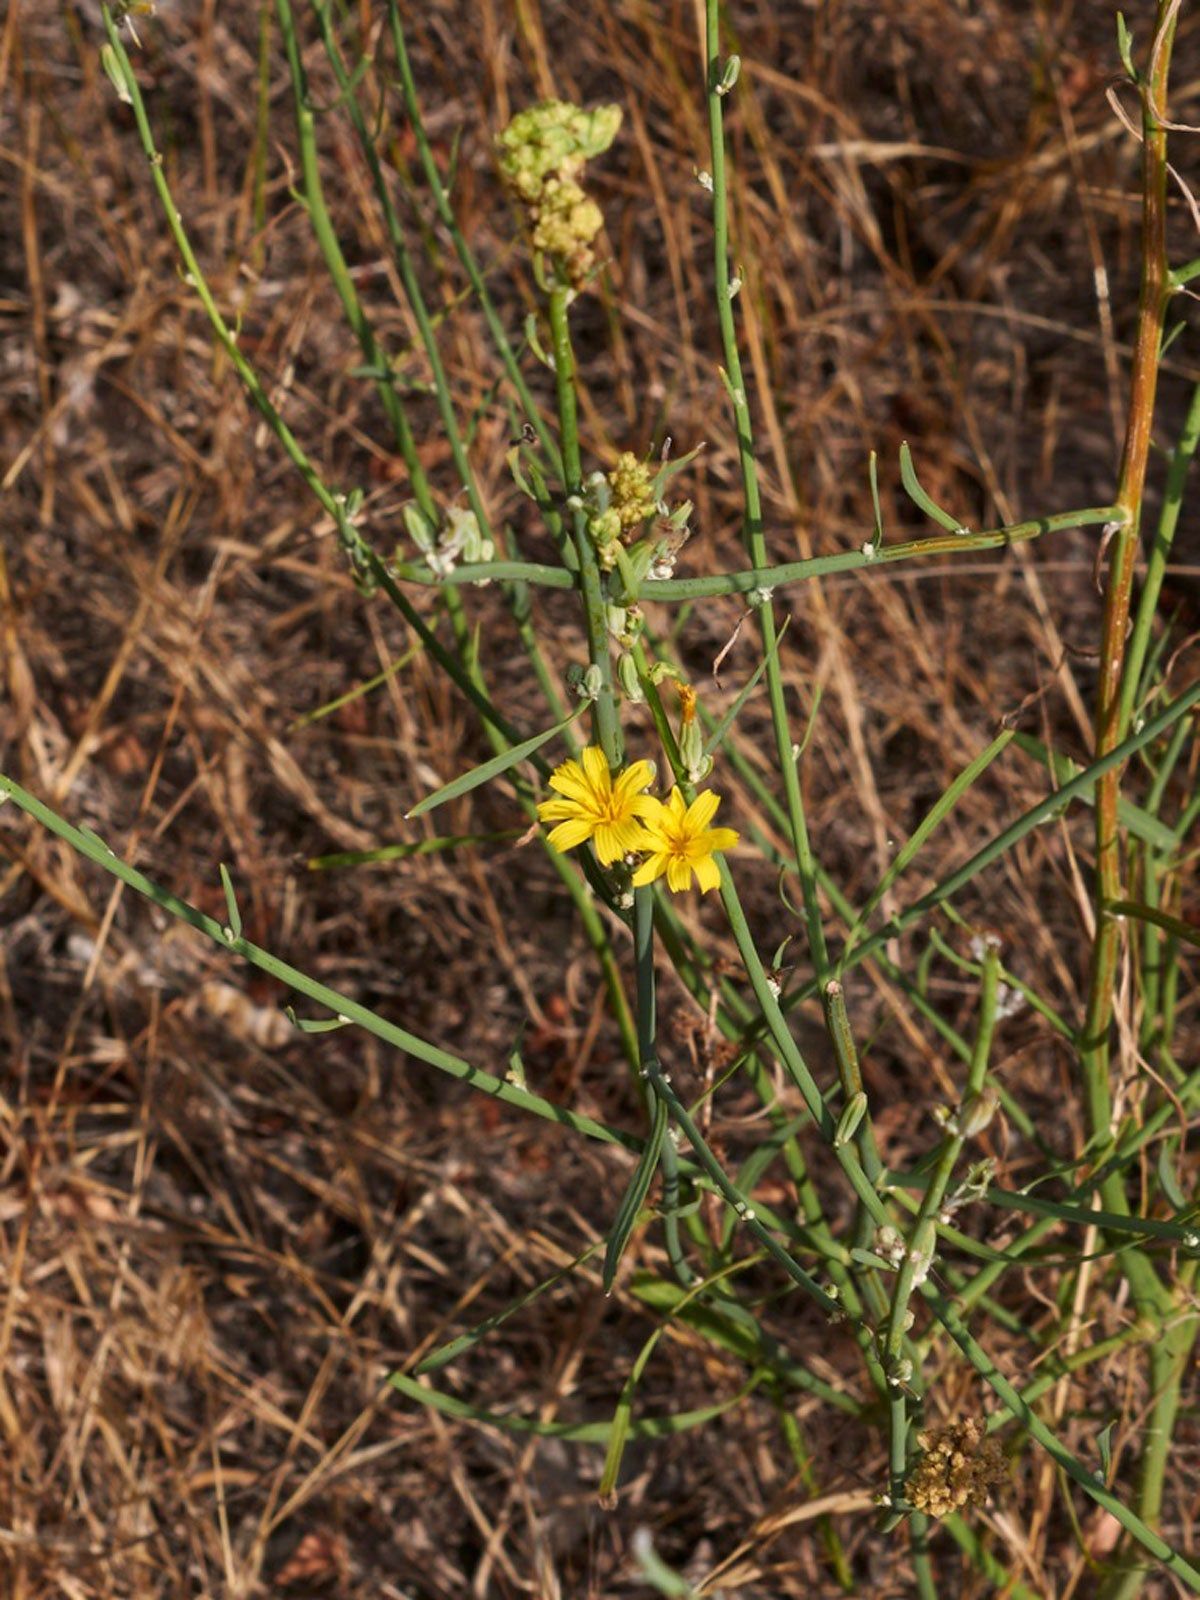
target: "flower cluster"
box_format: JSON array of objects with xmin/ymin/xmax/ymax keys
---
[
  {"xmin": 495, "ymin": 101, "xmax": 621, "ymax": 285},
  {"xmin": 536, "ymin": 748, "xmax": 737, "ymax": 893},
  {"xmin": 584, "ymin": 452, "xmax": 658, "ymax": 570},
  {"xmin": 906, "ymin": 1419, "xmax": 1006, "ymax": 1518}
]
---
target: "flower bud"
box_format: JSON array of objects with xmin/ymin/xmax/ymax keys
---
[{"xmin": 834, "ymin": 1091, "xmax": 868, "ymax": 1148}]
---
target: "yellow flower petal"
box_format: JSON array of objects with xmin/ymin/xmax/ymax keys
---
[
  {"xmin": 693, "ymin": 854, "xmax": 722, "ymax": 893},
  {"xmin": 666, "ymin": 856, "xmax": 693, "ymax": 893},
  {"xmin": 686, "ymin": 790, "xmax": 721, "ymax": 831},
  {"xmin": 632, "ymin": 852, "xmax": 668, "ymax": 887},
  {"xmin": 548, "ymin": 759, "xmax": 592, "ymax": 804},
  {"xmin": 635, "ymin": 794, "xmax": 669, "ymax": 829},
  {"xmin": 703, "ymin": 826, "xmax": 739, "ymax": 853},
  {"xmin": 666, "ymin": 786, "xmax": 688, "ymax": 821},
  {"xmin": 547, "ymin": 817, "xmax": 595, "ymax": 854},
  {"xmin": 537, "ymin": 796, "xmax": 585, "ymax": 822},
  {"xmin": 580, "ymin": 744, "xmax": 611, "ymax": 796},
  {"xmin": 593, "ymin": 823, "xmax": 624, "ymax": 864},
  {"xmin": 612, "ymin": 817, "xmax": 652, "ymax": 855},
  {"xmin": 613, "ymin": 759, "xmax": 654, "ymax": 805}
]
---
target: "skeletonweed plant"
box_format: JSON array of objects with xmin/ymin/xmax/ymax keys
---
[{"xmin": 5, "ymin": 2, "xmax": 1199, "ymax": 1594}]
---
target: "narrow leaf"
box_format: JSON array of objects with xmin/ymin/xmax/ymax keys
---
[
  {"xmin": 1010, "ymin": 733, "xmax": 1176, "ymax": 851},
  {"xmin": 1157, "ymin": 1145, "xmax": 1187, "ymax": 1212},
  {"xmin": 846, "ymin": 729, "xmax": 1015, "ymax": 949},
  {"xmin": 603, "ymin": 1092, "xmax": 669, "ymax": 1292},
  {"xmin": 406, "ymin": 709, "xmax": 583, "ymax": 819},
  {"xmin": 286, "ymin": 1006, "xmax": 353, "ymax": 1034},
  {"xmin": 1108, "ymin": 898, "xmax": 1200, "ymax": 950},
  {"xmin": 1098, "ymin": 1420, "xmax": 1116, "ymax": 1479},
  {"xmin": 868, "ymin": 450, "xmax": 884, "ymax": 546},
  {"xmin": 388, "ymin": 1368, "xmax": 749, "ymax": 1443},
  {"xmin": 899, "ymin": 441, "xmax": 967, "ymax": 534},
  {"xmin": 219, "ymin": 863, "xmax": 243, "ymax": 941}
]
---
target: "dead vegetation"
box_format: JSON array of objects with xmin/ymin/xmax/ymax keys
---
[{"xmin": 1, "ymin": 1, "xmax": 1198, "ymax": 1595}]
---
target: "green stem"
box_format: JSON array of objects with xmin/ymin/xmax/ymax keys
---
[
  {"xmin": 1079, "ymin": 0, "xmax": 1176, "ymax": 1189},
  {"xmin": 629, "ymin": 505, "xmax": 1125, "ymax": 600},
  {"xmin": 308, "ymin": 1, "xmax": 493, "ymax": 544},
  {"xmin": 0, "ymin": 769, "xmax": 632, "ymax": 1154},
  {"xmin": 1099, "ymin": 1308, "xmax": 1200, "ymax": 1600},
  {"xmin": 386, "ymin": 504, "xmax": 1124, "ymax": 599},
  {"xmin": 883, "ymin": 947, "xmax": 999, "ymax": 1511},
  {"xmin": 1077, "ymin": 11, "xmax": 1183, "ymax": 1573},
  {"xmin": 703, "ymin": 0, "xmax": 884, "ymax": 1245},
  {"xmin": 547, "ymin": 284, "xmax": 622, "ymax": 763},
  {"xmin": 382, "ymin": 0, "xmax": 563, "ymax": 478},
  {"xmin": 1120, "ymin": 381, "xmax": 1200, "ymax": 731}
]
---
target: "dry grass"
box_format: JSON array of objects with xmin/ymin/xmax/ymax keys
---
[{"xmin": 1, "ymin": 0, "xmax": 1198, "ymax": 1595}]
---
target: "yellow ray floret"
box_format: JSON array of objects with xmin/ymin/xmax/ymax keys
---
[
  {"xmin": 632, "ymin": 787, "xmax": 739, "ymax": 893},
  {"xmin": 536, "ymin": 747, "xmax": 657, "ymax": 864}
]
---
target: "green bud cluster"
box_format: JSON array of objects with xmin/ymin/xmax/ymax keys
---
[
  {"xmin": 495, "ymin": 100, "xmax": 621, "ymax": 284},
  {"xmin": 582, "ymin": 453, "xmax": 659, "ymax": 571},
  {"xmin": 607, "ymin": 452, "xmax": 656, "ymax": 531}
]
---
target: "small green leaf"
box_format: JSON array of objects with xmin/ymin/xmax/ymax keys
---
[
  {"xmin": 219, "ymin": 863, "xmax": 242, "ymax": 941},
  {"xmin": 1157, "ymin": 1144, "xmax": 1187, "ymax": 1211},
  {"xmin": 524, "ymin": 312, "xmax": 554, "ymax": 369},
  {"xmin": 1116, "ymin": 12, "xmax": 1137, "ymax": 80},
  {"xmin": 507, "ymin": 1025, "xmax": 527, "ymax": 1090},
  {"xmin": 899, "ymin": 441, "xmax": 967, "ymax": 534},
  {"xmin": 718, "ymin": 366, "xmax": 744, "ymax": 410},
  {"xmin": 286, "ymin": 1006, "xmax": 353, "ymax": 1034},
  {"xmin": 1098, "ymin": 1420, "xmax": 1116, "ymax": 1479},
  {"xmin": 406, "ymin": 708, "xmax": 583, "ymax": 819},
  {"xmin": 834, "ymin": 1092, "xmax": 868, "ymax": 1149},
  {"xmin": 1108, "ymin": 899, "xmax": 1200, "ymax": 950},
  {"xmin": 850, "ymin": 1247, "xmax": 892, "ymax": 1271},
  {"xmin": 649, "ymin": 441, "xmax": 704, "ymax": 503},
  {"xmin": 868, "ymin": 449, "xmax": 885, "ymax": 546},
  {"xmin": 632, "ymin": 1532, "xmax": 697, "ymax": 1598},
  {"xmin": 603, "ymin": 1092, "xmax": 669, "ymax": 1292}
]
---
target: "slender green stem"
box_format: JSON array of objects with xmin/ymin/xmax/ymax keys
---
[
  {"xmin": 0, "ymin": 770, "xmax": 632, "ymax": 1153},
  {"xmin": 703, "ymin": 0, "xmax": 885, "ymax": 1248},
  {"xmin": 1079, "ymin": 0, "xmax": 1176, "ymax": 1194},
  {"xmin": 382, "ymin": 0, "xmax": 563, "ymax": 478},
  {"xmin": 308, "ymin": 1, "xmax": 493, "ymax": 544},
  {"xmin": 277, "ymin": 0, "xmax": 439, "ymax": 525},
  {"xmin": 883, "ymin": 946, "xmax": 999, "ymax": 1511},
  {"xmin": 1100, "ymin": 1308, "xmax": 1200, "ymax": 1599},
  {"xmin": 1120, "ymin": 381, "xmax": 1200, "ymax": 731},
  {"xmin": 385, "ymin": 504, "xmax": 1124, "ymax": 599},
  {"xmin": 547, "ymin": 285, "xmax": 622, "ymax": 763},
  {"xmin": 1076, "ymin": 12, "xmax": 1185, "ymax": 1574},
  {"xmin": 626, "ymin": 505, "xmax": 1125, "ymax": 600},
  {"xmin": 392, "ymin": 558, "xmax": 576, "ymax": 589}
]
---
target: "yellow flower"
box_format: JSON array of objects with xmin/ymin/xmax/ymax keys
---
[
  {"xmin": 537, "ymin": 747, "xmax": 656, "ymax": 864},
  {"xmin": 631, "ymin": 787, "xmax": 738, "ymax": 893}
]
